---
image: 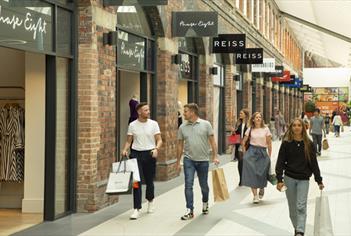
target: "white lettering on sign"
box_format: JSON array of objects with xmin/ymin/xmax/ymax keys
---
[
  {"xmin": 0, "ymin": 5, "xmax": 47, "ymax": 40},
  {"xmin": 179, "ymin": 20, "xmax": 215, "ymax": 29},
  {"xmin": 120, "ymin": 41, "xmax": 144, "ymax": 63}
]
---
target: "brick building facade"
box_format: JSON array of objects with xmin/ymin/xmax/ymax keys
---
[{"xmin": 76, "ymin": 0, "xmax": 304, "ymax": 213}]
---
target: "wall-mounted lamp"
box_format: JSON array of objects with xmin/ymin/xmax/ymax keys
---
[
  {"xmin": 103, "ymin": 31, "xmax": 117, "ymax": 46},
  {"xmin": 209, "ymin": 67, "xmax": 218, "ymax": 75},
  {"xmin": 171, "ymin": 54, "xmax": 181, "ymax": 64}
]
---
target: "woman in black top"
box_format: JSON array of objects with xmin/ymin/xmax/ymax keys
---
[
  {"xmin": 276, "ymin": 118, "xmax": 324, "ymax": 236},
  {"xmin": 232, "ymin": 109, "xmax": 249, "ymax": 186}
]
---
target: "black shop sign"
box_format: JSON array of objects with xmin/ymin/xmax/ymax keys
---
[
  {"xmin": 212, "ymin": 34, "xmax": 246, "ymax": 53},
  {"xmin": 235, "ymin": 48, "xmax": 263, "ymax": 64},
  {"xmin": 172, "ymin": 11, "xmax": 218, "ymax": 37},
  {"xmin": 117, "ymin": 30, "xmax": 145, "ymax": 70},
  {"xmin": 0, "ymin": 1, "xmax": 53, "ymax": 52}
]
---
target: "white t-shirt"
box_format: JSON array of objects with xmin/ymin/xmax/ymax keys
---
[{"xmin": 127, "ymin": 119, "xmax": 161, "ymax": 151}]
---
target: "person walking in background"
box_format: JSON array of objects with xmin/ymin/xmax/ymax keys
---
[
  {"xmin": 324, "ymin": 113, "xmax": 331, "ymax": 135},
  {"xmin": 176, "ymin": 103, "xmax": 220, "ymax": 220},
  {"xmin": 301, "ymin": 112, "xmax": 309, "ymax": 130},
  {"xmin": 122, "ymin": 103, "xmax": 163, "ymax": 220},
  {"xmin": 275, "ymin": 110, "xmax": 286, "ymax": 140},
  {"xmin": 332, "ymin": 112, "xmax": 343, "ymax": 137},
  {"xmin": 232, "ymin": 109, "xmax": 250, "ymax": 186},
  {"xmin": 309, "ymin": 108, "xmax": 324, "ymax": 156},
  {"xmin": 241, "ymin": 112, "xmax": 272, "ymax": 204},
  {"xmin": 276, "ymin": 118, "xmax": 324, "ymax": 236}
]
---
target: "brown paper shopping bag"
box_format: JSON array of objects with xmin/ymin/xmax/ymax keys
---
[{"xmin": 212, "ymin": 167, "xmax": 230, "ymax": 202}]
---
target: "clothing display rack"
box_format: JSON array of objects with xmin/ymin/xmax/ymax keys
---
[{"xmin": 0, "ymin": 86, "xmax": 25, "ymax": 182}]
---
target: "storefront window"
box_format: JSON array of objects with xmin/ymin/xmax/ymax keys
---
[
  {"xmin": 0, "ymin": 0, "xmax": 53, "ymax": 52},
  {"xmin": 55, "ymin": 57, "xmax": 69, "ymax": 216},
  {"xmin": 57, "ymin": 7, "xmax": 72, "ymax": 55},
  {"xmin": 117, "ymin": 30, "xmax": 146, "ymax": 70}
]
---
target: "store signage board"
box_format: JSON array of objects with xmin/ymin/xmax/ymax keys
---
[
  {"xmin": 117, "ymin": 30, "xmax": 145, "ymax": 70},
  {"xmin": 267, "ymin": 65, "xmax": 283, "ymax": 77},
  {"xmin": 300, "ymin": 84, "xmax": 309, "ymax": 92},
  {"xmin": 0, "ymin": 2, "xmax": 53, "ymax": 52},
  {"xmin": 172, "ymin": 11, "xmax": 218, "ymax": 37},
  {"xmin": 235, "ymin": 48, "xmax": 263, "ymax": 64},
  {"xmin": 251, "ymin": 58, "xmax": 275, "ymax": 72},
  {"xmin": 104, "ymin": 0, "xmax": 168, "ymax": 6},
  {"xmin": 283, "ymin": 77, "xmax": 302, "ymax": 88},
  {"xmin": 212, "ymin": 34, "xmax": 245, "ymax": 53},
  {"xmin": 272, "ymin": 70, "xmax": 291, "ymax": 82}
]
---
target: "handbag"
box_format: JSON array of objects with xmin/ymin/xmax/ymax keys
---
[
  {"xmin": 322, "ymin": 139, "xmax": 329, "ymax": 150},
  {"xmin": 314, "ymin": 191, "xmax": 334, "ymax": 236},
  {"xmin": 267, "ymin": 164, "xmax": 277, "ymax": 185},
  {"xmin": 244, "ymin": 128, "xmax": 252, "ymax": 150},
  {"xmin": 227, "ymin": 134, "xmax": 241, "ymax": 145},
  {"xmin": 212, "ymin": 167, "xmax": 230, "ymax": 202},
  {"xmin": 106, "ymin": 157, "xmax": 133, "ymax": 195}
]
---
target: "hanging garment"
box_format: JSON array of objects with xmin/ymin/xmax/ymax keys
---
[{"xmin": 0, "ymin": 106, "xmax": 25, "ymax": 182}]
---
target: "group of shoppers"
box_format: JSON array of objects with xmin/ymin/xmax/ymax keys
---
[
  {"xmin": 231, "ymin": 109, "xmax": 324, "ymax": 236},
  {"xmin": 121, "ymin": 102, "xmax": 324, "ymax": 236}
]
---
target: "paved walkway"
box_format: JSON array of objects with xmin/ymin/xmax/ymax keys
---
[{"xmin": 14, "ymin": 128, "xmax": 351, "ymax": 236}]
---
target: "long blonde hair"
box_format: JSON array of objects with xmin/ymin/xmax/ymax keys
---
[
  {"xmin": 284, "ymin": 118, "xmax": 313, "ymax": 162},
  {"xmin": 235, "ymin": 109, "xmax": 250, "ymax": 128},
  {"xmin": 249, "ymin": 112, "xmax": 265, "ymax": 129}
]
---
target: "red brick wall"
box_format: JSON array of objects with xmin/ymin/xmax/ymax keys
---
[
  {"xmin": 77, "ymin": 0, "xmax": 118, "ymax": 212},
  {"xmin": 155, "ymin": 48, "xmax": 179, "ymax": 181}
]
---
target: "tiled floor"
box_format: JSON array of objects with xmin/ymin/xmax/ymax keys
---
[
  {"xmin": 0, "ymin": 209, "xmax": 42, "ymax": 236},
  {"xmin": 79, "ymin": 129, "xmax": 351, "ymax": 236},
  {"xmin": 12, "ymin": 128, "xmax": 351, "ymax": 236}
]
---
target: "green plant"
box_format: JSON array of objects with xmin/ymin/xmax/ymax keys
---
[{"xmin": 304, "ymin": 100, "xmax": 316, "ymax": 112}]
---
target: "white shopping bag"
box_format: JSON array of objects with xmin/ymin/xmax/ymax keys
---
[
  {"xmin": 112, "ymin": 158, "xmax": 140, "ymax": 182},
  {"xmin": 105, "ymin": 171, "xmax": 133, "ymax": 195},
  {"xmin": 314, "ymin": 191, "xmax": 334, "ymax": 236}
]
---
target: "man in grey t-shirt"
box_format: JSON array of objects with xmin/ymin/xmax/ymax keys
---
[
  {"xmin": 309, "ymin": 108, "xmax": 324, "ymax": 156},
  {"xmin": 176, "ymin": 103, "xmax": 219, "ymax": 220}
]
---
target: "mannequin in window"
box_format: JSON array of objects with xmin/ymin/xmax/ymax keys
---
[
  {"xmin": 178, "ymin": 101, "xmax": 183, "ymax": 128},
  {"xmin": 129, "ymin": 94, "xmax": 139, "ymax": 124}
]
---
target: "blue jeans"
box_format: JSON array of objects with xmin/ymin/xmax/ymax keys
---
[
  {"xmin": 284, "ymin": 175, "xmax": 310, "ymax": 233},
  {"xmin": 183, "ymin": 157, "xmax": 209, "ymax": 210}
]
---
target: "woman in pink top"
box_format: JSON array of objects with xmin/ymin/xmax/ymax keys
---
[{"xmin": 241, "ymin": 112, "xmax": 272, "ymax": 204}]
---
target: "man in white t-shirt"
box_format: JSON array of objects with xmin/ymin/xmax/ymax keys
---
[{"xmin": 122, "ymin": 103, "xmax": 162, "ymax": 220}]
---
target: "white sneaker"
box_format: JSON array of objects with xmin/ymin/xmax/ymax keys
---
[
  {"xmin": 147, "ymin": 200, "xmax": 155, "ymax": 213},
  {"xmin": 253, "ymin": 195, "xmax": 260, "ymax": 204},
  {"xmin": 130, "ymin": 209, "xmax": 140, "ymax": 220}
]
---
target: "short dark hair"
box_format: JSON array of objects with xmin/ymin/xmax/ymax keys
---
[
  {"xmin": 184, "ymin": 103, "xmax": 199, "ymax": 116},
  {"xmin": 136, "ymin": 102, "xmax": 148, "ymax": 111},
  {"xmin": 315, "ymin": 108, "xmax": 320, "ymax": 113}
]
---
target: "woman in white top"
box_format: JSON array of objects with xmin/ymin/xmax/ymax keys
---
[{"xmin": 332, "ymin": 113, "xmax": 343, "ymax": 137}]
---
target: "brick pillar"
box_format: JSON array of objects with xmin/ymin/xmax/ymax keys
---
[
  {"xmin": 284, "ymin": 88, "xmax": 289, "ymax": 123},
  {"xmin": 243, "ymin": 71, "xmax": 252, "ymax": 112},
  {"xmin": 272, "ymin": 83, "xmax": 279, "ymax": 111},
  {"xmin": 77, "ymin": 1, "xmax": 118, "ymax": 212},
  {"xmin": 225, "ymin": 65, "xmax": 235, "ymax": 130},
  {"xmin": 198, "ymin": 55, "xmax": 213, "ymax": 121},
  {"xmin": 256, "ymin": 78, "xmax": 264, "ymax": 113},
  {"xmin": 155, "ymin": 38, "xmax": 179, "ymax": 181},
  {"xmin": 265, "ymin": 81, "xmax": 273, "ymax": 123}
]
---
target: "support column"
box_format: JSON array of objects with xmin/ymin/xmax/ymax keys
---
[{"xmin": 155, "ymin": 38, "xmax": 179, "ymax": 181}]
